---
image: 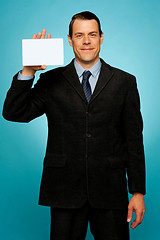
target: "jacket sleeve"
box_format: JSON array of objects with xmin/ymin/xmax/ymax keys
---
[
  {"xmin": 2, "ymin": 72, "xmax": 47, "ymax": 123},
  {"xmin": 123, "ymin": 76, "xmax": 146, "ymax": 195}
]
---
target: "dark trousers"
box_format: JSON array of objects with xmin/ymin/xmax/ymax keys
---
[{"xmin": 50, "ymin": 201, "xmax": 129, "ymax": 240}]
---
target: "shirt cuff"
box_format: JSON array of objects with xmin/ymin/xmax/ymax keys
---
[{"xmin": 17, "ymin": 70, "xmax": 34, "ymax": 80}]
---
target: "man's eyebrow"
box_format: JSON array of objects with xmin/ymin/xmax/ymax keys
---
[
  {"xmin": 74, "ymin": 32, "xmax": 83, "ymax": 35},
  {"xmin": 74, "ymin": 31, "xmax": 98, "ymax": 35},
  {"xmin": 89, "ymin": 31, "xmax": 98, "ymax": 34}
]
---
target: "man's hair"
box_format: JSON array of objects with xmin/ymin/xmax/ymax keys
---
[{"xmin": 69, "ymin": 11, "xmax": 102, "ymax": 38}]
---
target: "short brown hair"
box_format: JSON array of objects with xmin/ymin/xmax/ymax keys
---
[{"xmin": 69, "ymin": 11, "xmax": 102, "ymax": 38}]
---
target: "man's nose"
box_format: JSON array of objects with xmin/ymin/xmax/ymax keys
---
[{"xmin": 83, "ymin": 36, "xmax": 90, "ymax": 44}]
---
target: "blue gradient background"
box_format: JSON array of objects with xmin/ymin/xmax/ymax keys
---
[{"xmin": 1, "ymin": 0, "xmax": 160, "ymax": 239}]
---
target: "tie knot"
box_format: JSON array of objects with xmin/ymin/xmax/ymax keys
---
[{"xmin": 82, "ymin": 71, "xmax": 91, "ymax": 81}]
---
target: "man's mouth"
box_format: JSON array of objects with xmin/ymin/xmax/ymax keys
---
[{"xmin": 81, "ymin": 48, "xmax": 94, "ymax": 51}]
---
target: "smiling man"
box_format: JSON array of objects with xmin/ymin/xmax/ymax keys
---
[
  {"xmin": 3, "ymin": 11, "xmax": 145, "ymax": 240},
  {"xmin": 68, "ymin": 18, "xmax": 103, "ymax": 68}
]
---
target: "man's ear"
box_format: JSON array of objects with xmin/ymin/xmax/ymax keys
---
[
  {"xmin": 68, "ymin": 34, "xmax": 73, "ymax": 47},
  {"xmin": 100, "ymin": 32, "xmax": 104, "ymax": 45}
]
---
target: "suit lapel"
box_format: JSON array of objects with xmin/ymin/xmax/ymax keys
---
[
  {"xmin": 90, "ymin": 59, "xmax": 114, "ymax": 103},
  {"xmin": 62, "ymin": 59, "xmax": 114, "ymax": 104},
  {"xmin": 62, "ymin": 60, "xmax": 87, "ymax": 103}
]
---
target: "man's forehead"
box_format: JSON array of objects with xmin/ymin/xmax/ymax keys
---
[{"xmin": 72, "ymin": 19, "xmax": 99, "ymax": 32}]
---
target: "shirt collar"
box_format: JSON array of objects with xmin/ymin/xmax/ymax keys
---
[{"xmin": 74, "ymin": 58, "xmax": 101, "ymax": 78}]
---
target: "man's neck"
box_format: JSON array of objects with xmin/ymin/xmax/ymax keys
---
[{"xmin": 75, "ymin": 58, "xmax": 100, "ymax": 70}]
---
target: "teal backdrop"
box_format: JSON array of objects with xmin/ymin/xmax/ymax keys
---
[{"xmin": 1, "ymin": 0, "xmax": 160, "ymax": 239}]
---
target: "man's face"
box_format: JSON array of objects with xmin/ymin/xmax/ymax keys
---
[{"xmin": 68, "ymin": 19, "xmax": 103, "ymax": 69}]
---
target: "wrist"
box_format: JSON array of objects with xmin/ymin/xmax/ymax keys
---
[
  {"xmin": 133, "ymin": 192, "xmax": 144, "ymax": 197},
  {"xmin": 22, "ymin": 66, "xmax": 36, "ymax": 76}
]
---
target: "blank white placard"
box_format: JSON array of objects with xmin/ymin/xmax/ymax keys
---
[{"xmin": 22, "ymin": 38, "xmax": 64, "ymax": 66}]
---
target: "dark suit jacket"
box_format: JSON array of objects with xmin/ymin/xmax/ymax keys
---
[{"xmin": 3, "ymin": 59, "xmax": 145, "ymax": 209}]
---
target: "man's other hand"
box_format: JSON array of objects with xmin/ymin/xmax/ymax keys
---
[
  {"xmin": 127, "ymin": 193, "xmax": 145, "ymax": 229},
  {"xmin": 22, "ymin": 29, "xmax": 51, "ymax": 76}
]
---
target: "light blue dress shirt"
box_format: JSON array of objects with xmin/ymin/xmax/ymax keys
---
[
  {"xmin": 18, "ymin": 59, "xmax": 102, "ymax": 93},
  {"xmin": 74, "ymin": 59, "xmax": 101, "ymax": 93},
  {"xmin": 17, "ymin": 71, "xmax": 34, "ymax": 80}
]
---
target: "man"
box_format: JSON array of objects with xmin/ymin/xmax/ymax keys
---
[{"xmin": 3, "ymin": 11, "xmax": 145, "ymax": 240}]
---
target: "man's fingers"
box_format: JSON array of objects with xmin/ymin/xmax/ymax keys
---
[
  {"xmin": 33, "ymin": 65, "xmax": 47, "ymax": 71},
  {"xmin": 127, "ymin": 207, "xmax": 133, "ymax": 222},
  {"xmin": 131, "ymin": 220, "xmax": 139, "ymax": 229},
  {"xmin": 32, "ymin": 30, "xmax": 50, "ymax": 40},
  {"xmin": 140, "ymin": 209, "xmax": 145, "ymax": 224},
  {"xmin": 37, "ymin": 32, "xmax": 42, "ymax": 39},
  {"xmin": 47, "ymin": 33, "xmax": 51, "ymax": 39},
  {"xmin": 142, "ymin": 209, "xmax": 145, "ymax": 220},
  {"xmin": 131, "ymin": 216, "xmax": 141, "ymax": 229},
  {"xmin": 130, "ymin": 210, "xmax": 144, "ymax": 229},
  {"xmin": 32, "ymin": 34, "xmax": 37, "ymax": 39},
  {"xmin": 41, "ymin": 29, "xmax": 46, "ymax": 39},
  {"xmin": 41, "ymin": 65, "xmax": 47, "ymax": 70}
]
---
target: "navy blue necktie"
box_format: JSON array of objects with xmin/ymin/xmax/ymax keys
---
[{"xmin": 82, "ymin": 71, "xmax": 92, "ymax": 103}]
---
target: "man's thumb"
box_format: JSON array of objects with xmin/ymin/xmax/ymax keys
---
[{"xmin": 127, "ymin": 207, "xmax": 133, "ymax": 222}]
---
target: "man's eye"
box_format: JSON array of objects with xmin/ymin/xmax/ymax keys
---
[
  {"xmin": 76, "ymin": 34, "xmax": 82, "ymax": 38},
  {"xmin": 90, "ymin": 34, "xmax": 96, "ymax": 37}
]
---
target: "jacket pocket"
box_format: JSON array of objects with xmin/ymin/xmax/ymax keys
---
[{"xmin": 43, "ymin": 153, "xmax": 66, "ymax": 167}]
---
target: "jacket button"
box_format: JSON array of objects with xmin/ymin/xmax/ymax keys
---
[{"xmin": 86, "ymin": 133, "xmax": 92, "ymax": 138}]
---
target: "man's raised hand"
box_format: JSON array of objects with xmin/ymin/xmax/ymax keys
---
[{"xmin": 21, "ymin": 29, "xmax": 51, "ymax": 76}]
